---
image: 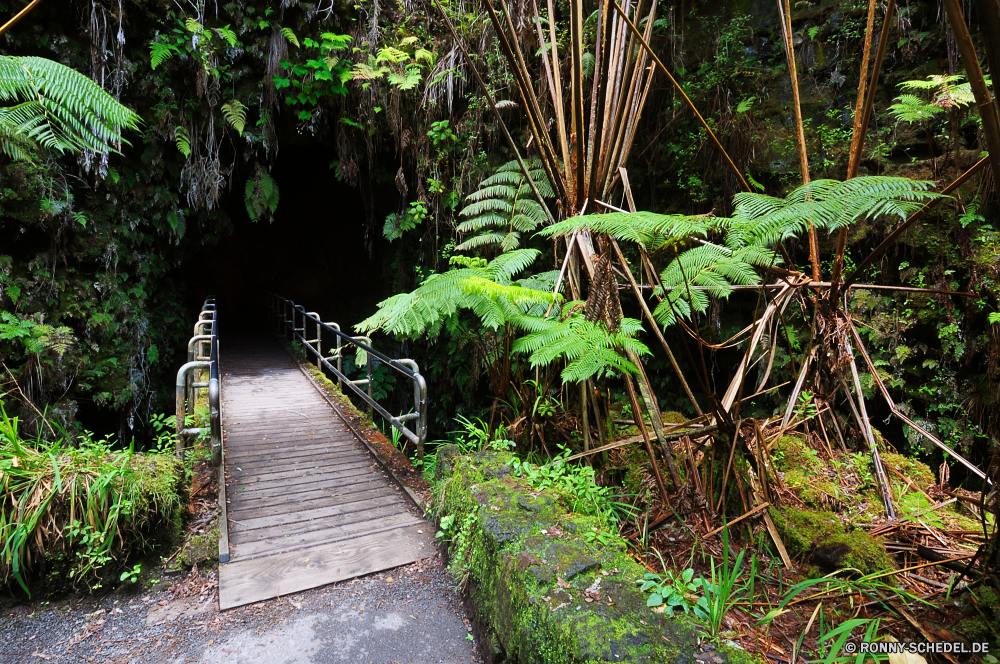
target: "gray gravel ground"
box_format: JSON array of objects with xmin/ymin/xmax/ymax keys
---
[{"xmin": 0, "ymin": 552, "xmax": 481, "ymax": 664}]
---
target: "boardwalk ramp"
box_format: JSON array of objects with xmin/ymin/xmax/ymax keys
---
[{"xmin": 217, "ymin": 339, "xmax": 433, "ymax": 609}]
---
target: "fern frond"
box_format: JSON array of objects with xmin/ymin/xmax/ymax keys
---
[
  {"xmin": 0, "ymin": 56, "xmax": 140, "ymax": 155},
  {"xmin": 465, "ymin": 184, "xmax": 518, "ymax": 203},
  {"xmin": 376, "ymin": 46, "xmax": 410, "ymax": 64},
  {"xmin": 174, "ymin": 126, "xmax": 190, "ymax": 157},
  {"xmin": 355, "ymin": 250, "xmax": 543, "ymax": 338},
  {"xmin": 215, "ymin": 26, "xmax": 238, "ymax": 47},
  {"xmin": 281, "ymin": 27, "xmax": 300, "ymax": 47},
  {"xmin": 511, "ymin": 313, "xmax": 648, "ymax": 382},
  {"xmin": 149, "ymin": 42, "xmax": 176, "ymax": 70},
  {"xmin": 455, "ymin": 232, "xmax": 506, "ymax": 251},
  {"xmin": 456, "ymin": 214, "xmax": 507, "ymax": 233},
  {"xmin": 539, "ymin": 211, "xmax": 711, "ymax": 251},
  {"xmin": 221, "ymin": 99, "xmax": 247, "ymax": 135}
]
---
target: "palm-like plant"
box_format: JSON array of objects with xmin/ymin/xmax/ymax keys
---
[
  {"xmin": 0, "ymin": 56, "xmax": 140, "ymax": 160},
  {"xmin": 542, "ymin": 176, "xmax": 939, "ymax": 328}
]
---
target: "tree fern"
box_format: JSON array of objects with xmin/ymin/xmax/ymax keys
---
[
  {"xmin": 355, "ymin": 250, "xmax": 553, "ymax": 338},
  {"xmin": 0, "ymin": 56, "xmax": 140, "ymax": 157},
  {"xmin": 221, "ymin": 100, "xmax": 247, "ymax": 135},
  {"xmin": 542, "ymin": 176, "xmax": 940, "ymax": 329},
  {"xmin": 540, "ymin": 210, "xmax": 711, "ymax": 253},
  {"xmin": 456, "ymin": 158, "xmax": 554, "ymax": 254},
  {"xmin": 510, "ymin": 307, "xmax": 649, "ymax": 382}
]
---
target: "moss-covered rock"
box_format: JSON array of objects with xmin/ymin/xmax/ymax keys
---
[
  {"xmin": 173, "ymin": 515, "xmax": 219, "ymax": 570},
  {"xmin": 435, "ymin": 449, "xmax": 759, "ymax": 663},
  {"xmin": 769, "ymin": 506, "xmax": 894, "ymax": 577}
]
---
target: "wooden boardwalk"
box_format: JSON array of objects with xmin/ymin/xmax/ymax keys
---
[{"xmin": 217, "ymin": 339, "xmax": 433, "ymax": 609}]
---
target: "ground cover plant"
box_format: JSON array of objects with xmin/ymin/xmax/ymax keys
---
[{"xmin": 0, "ymin": 404, "xmax": 183, "ymax": 594}]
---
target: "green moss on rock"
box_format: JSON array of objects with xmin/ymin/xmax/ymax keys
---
[
  {"xmin": 770, "ymin": 506, "xmax": 894, "ymax": 576},
  {"xmin": 173, "ymin": 516, "xmax": 219, "ymax": 570},
  {"xmin": 435, "ymin": 448, "xmax": 759, "ymax": 663}
]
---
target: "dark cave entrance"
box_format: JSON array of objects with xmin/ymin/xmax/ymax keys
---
[{"xmin": 190, "ymin": 142, "xmax": 400, "ymax": 332}]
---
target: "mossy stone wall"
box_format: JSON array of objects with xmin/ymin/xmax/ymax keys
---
[{"xmin": 435, "ymin": 447, "xmax": 759, "ymax": 664}]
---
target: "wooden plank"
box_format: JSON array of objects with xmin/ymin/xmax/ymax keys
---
[
  {"xmin": 231, "ymin": 502, "xmax": 413, "ymax": 548},
  {"xmin": 227, "ymin": 459, "xmax": 375, "ymax": 485},
  {"xmin": 223, "ymin": 443, "xmax": 360, "ymax": 463},
  {"xmin": 225, "ymin": 471, "xmax": 391, "ymax": 502},
  {"xmin": 226, "ymin": 467, "xmax": 380, "ymax": 495},
  {"xmin": 229, "ymin": 485, "xmax": 397, "ymax": 518},
  {"xmin": 218, "ymin": 523, "xmax": 435, "ymax": 609},
  {"xmin": 229, "ymin": 492, "xmax": 408, "ymax": 534},
  {"xmin": 231, "ymin": 512, "xmax": 425, "ymax": 559},
  {"xmin": 225, "ymin": 449, "xmax": 365, "ymax": 472},
  {"xmin": 224, "ymin": 435, "xmax": 359, "ymax": 451}
]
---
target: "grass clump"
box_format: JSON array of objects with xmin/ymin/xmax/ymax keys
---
[{"xmin": 0, "ymin": 405, "xmax": 183, "ymax": 594}]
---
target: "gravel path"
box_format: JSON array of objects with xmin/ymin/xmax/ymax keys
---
[{"xmin": 0, "ymin": 552, "xmax": 480, "ymax": 664}]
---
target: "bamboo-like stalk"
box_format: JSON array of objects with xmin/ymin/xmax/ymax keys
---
[
  {"xmin": 570, "ymin": 0, "xmax": 587, "ymax": 208},
  {"xmin": 485, "ymin": 0, "xmax": 568, "ymax": 204},
  {"xmin": 624, "ymin": 375, "xmax": 670, "ymax": 503},
  {"xmin": 847, "ymin": 321, "xmax": 987, "ymax": 481},
  {"xmin": 430, "ymin": 0, "xmax": 556, "ymax": 224},
  {"xmin": 776, "ymin": 0, "xmax": 821, "ymax": 282},
  {"xmin": 972, "ymin": 0, "xmax": 1000, "ymax": 108},
  {"xmin": 0, "ymin": 0, "xmax": 44, "ymax": 37},
  {"xmin": 846, "ymin": 0, "xmax": 879, "ymax": 179},
  {"xmin": 610, "ymin": 238, "xmax": 703, "ymax": 415},
  {"xmin": 828, "ymin": 0, "xmax": 880, "ymax": 301},
  {"xmin": 846, "ymin": 341, "xmax": 896, "ymax": 519},
  {"xmin": 543, "ymin": 0, "xmax": 572, "ymax": 188},
  {"xmin": 610, "ymin": 1, "xmax": 751, "ymax": 192},
  {"xmin": 941, "ymin": 0, "xmax": 1000, "ymax": 189}
]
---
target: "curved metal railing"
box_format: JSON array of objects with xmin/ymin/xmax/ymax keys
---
[
  {"xmin": 175, "ymin": 297, "xmax": 222, "ymax": 466},
  {"xmin": 268, "ymin": 293, "xmax": 427, "ymax": 459}
]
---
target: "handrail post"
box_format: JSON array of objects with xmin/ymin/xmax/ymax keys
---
[{"xmin": 176, "ymin": 360, "xmax": 211, "ymax": 458}]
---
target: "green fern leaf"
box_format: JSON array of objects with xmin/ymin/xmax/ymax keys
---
[
  {"xmin": 149, "ymin": 41, "xmax": 176, "ymax": 70},
  {"xmin": 221, "ymin": 99, "xmax": 247, "ymax": 135},
  {"xmin": 174, "ymin": 126, "xmax": 191, "ymax": 157},
  {"xmin": 281, "ymin": 27, "xmax": 300, "ymax": 48},
  {"xmin": 215, "ymin": 26, "xmax": 238, "ymax": 48}
]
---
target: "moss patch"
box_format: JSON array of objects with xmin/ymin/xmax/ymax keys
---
[
  {"xmin": 436, "ymin": 447, "xmax": 759, "ymax": 663},
  {"xmin": 172, "ymin": 515, "xmax": 219, "ymax": 570},
  {"xmin": 770, "ymin": 506, "xmax": 894, "ymax": 576}
]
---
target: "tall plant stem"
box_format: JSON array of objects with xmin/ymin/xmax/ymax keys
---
[
  {"xmin": 484, "ymin": 0, "xmax": 568, "ymax": 204},
  {"xmin": 829, "ymin": 0, "xmax": 878, "ymax": 303},
  {"xmin": 972, "ymin": 0, "xmax": 1000, "ymax": 99},
  {"xmin": 845, "ymin": 340, "xmax": 896, "ymax": 519},
  {"xmin": 610, "ymin": 1, "xmax": 750, "ymax": 192},
  {"xmin": 610, "ymin": 239, "xmax": 702, "ymax": 416},
  {"xmin": 776, "ymin": 0, "xmax": 820, "ymax": 281},
  {"xmin": 624, "ymin": 375, "xmax": 671, "ymax": 502},
  {"xmin": 942, "ymin": 0, "xmax": 1000, "ymax": 188},
  {"xmin": 847, "ymin": 321, "xmax": 988, "ymax": 481},
  {"xmin": 0, "ymin": 0, "xmax": 44, "ymax": 37},
  {"xmin": 430, "ymin": 0, "xmax": 556, "ymax": 224},
  {"xmin": 846, "ymin": 0, "xmax": 879, "ymax": 179}
]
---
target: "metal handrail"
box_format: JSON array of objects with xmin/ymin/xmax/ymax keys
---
[
  {"xmin": 268, "ymin": 292, "xmax": 427, "ymax": 459},
  {"xmin": 176, "ymin": 297, "xmax": 223, "ymax": 467}
]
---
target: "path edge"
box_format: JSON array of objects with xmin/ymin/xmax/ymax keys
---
[{"xmin": 280, "ymin": 343, "xmax": 432, "ymax": 513}]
